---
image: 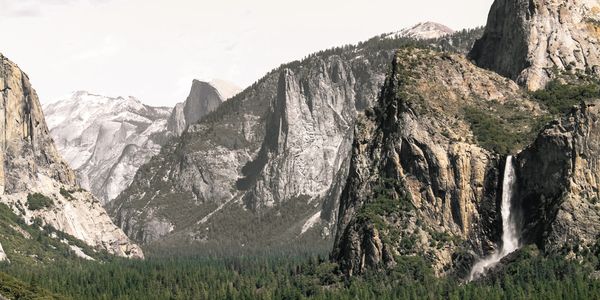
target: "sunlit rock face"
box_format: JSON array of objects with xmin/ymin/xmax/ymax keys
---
[
  {"xmin": 470, "ymin": 0, "xmax": 600, "ymax": 91},
  {"xmin": 44, "ymin": 91, "xmax": 172, "ymax": 204},
  {"xmin": 0, "ymin": 53, "xmax": 143, "ymax": 259},
  {"xmin": 331, "ymin": 48, "xmax": 546, "ymax": 277}
]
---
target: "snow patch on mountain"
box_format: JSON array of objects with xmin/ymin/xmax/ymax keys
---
[{"xmin": 386, "ymin": 21, "xmax": 454, "ymax": 40}]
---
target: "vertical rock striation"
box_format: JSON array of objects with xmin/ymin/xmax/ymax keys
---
[
  {"xmin": 108, "ymin": 27, "xmax": 484, "ymax": 253},
  {"xmin": 44, "ymin": 92, "xmax": 172, "ymax": 204},
  {"xmin": 167, "ymin": 80, "xmax": 240, "ymax": 136},
  {"xmin": 0, "ymin": 53, "xmax": 143, "ymax": 258},
  {"xmin": 516, "ymin": 101, "xmax": 600, "ymax": 256},
  {"xmin": 332, "ymin": 49, "xmax": 546, "ymax": 276},
  {"xmin": 470, "ymin": 0, "xmax": 600, "ymax": 90}
]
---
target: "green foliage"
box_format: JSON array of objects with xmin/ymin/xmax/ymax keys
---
[
  {"xmin": 59, "ymin": 188, "xmax": 74, "ymax": 201},
  {"xmin": 0, "ymin": 242, "xmax": 598, "ymax": 300},
  {"xmin": 532, "ymin": 81, "xmax": 600, "ymax": 115},
  {"xmin": 26, "ymin": 193, "xmax": 54, "ymax": 211},
  {"xmin": 0, "ymin": 203, "xmax": 108, "ymax": 266},
  {"xmin": 464, "ymin": 106, "xmax": 546, "ymax": 155},
  {"xmin": 532, "ymin": 80, "xmax": 600, "ymax": 115},
  {"xmin": 0, "ymin": 271, "xmax": 62, "ymax": 299},
  {"xmin": 355, "ymin": 178, "xmax": 412, "ymax": 230}
]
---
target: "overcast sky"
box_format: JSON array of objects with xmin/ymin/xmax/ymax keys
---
[{"xmin": 0, "ymin": 0, "xmax": 494, "ymax": 107}]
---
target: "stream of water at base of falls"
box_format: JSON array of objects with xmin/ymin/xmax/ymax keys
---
[{"xmin": 468, "ymin": 155, "xmax": 520, "ymax": 282}]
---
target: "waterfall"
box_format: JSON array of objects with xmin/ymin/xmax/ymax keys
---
[{"xmin": 468, "ymin": 155, "xmax": 519, "ymax": 281}]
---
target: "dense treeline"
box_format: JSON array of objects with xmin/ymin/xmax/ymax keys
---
[
  {"xmin": 2, "ymin": 245, "xmax": 600, "ymax": 299},
  {"xmin": 532, "ymin": 80, "xmax": 600, "ymax": 114}
]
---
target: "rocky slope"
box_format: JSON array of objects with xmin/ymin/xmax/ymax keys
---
[
  {"xmin": 44, "ymin": 92, "xmax": 172, "ymax": 204},
  {"xmin": 109, "ymin": 49, "xmax": 388, "ymax": 250},
  {"xmin": 108, "ymin": 28, "xmax": 483, "ymax": 253},
  {"xmin": 469, "ymin": 0, "xmax": 600, "ymax": 91},
  {"xmin": 0, "ymin": 53, "xmax": 142, "ymax": 259},
  {"xmin": 331, "ymin": 48, "xmax": 547, "ymax": 276},
  {"xmin": 44, "ymin": 80, "xmax": 239, "ymax": 204}
]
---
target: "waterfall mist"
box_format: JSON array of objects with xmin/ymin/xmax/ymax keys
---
[{"xmin": 468, "ymin": 155, "xmax": 519, "ymax": 281}]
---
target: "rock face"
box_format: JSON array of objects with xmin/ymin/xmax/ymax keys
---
[
  {"xmin": 516, "ymin": 101, "xmax": 600, "ymax": 255},
  {"xmin": 0, "ymin": 53, "xmax": 143, "ymax": 258},
  {"xmin": 45, "ymin": 80, "xmax": 239, "ymax": 204},
  {"xmin": 332, "ymin": 49, "xmax": 546, "ymax": 276},
  {"xmin": 167, "ymin": 80, "xmax": 240, "ymax": 136},
  {"xmin": 109, "ymin": 51, "xmax": 389, "ymax": 249},
  {"xmin": 108, "ymin": 28, "xmax": 484, "ymax": 253},
  {"xmin": 44, "ymin": 92, "xmax": 172, "ymax": 204},
  {"xmin": 0, "ymin": 243, "xmax": 8, "ymax": 262},
  {"xmin": 470, "ymin": 0, "xmax": 600, "ymax": 91}
]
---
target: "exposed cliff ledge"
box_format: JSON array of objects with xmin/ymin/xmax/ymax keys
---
[
  {"xmin": 470, "ymin": 0, "xmax": 600, "ymax": 91},
  {"xmin": 332, "ymin": 48, "xmax": 547, "ymax": 276},
  {"xmin": 0, "ymin": 53, "xmax": 143, "ymax": 259},
  {"xmin": 516, "ymin": 100, "xmax": 600, "ymax": 256}
]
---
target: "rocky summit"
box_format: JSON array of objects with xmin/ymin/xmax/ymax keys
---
[
  {"xmin": 4, "ymin": 1, "xmax": 600, "ymax": 297},
  {"xmin": 167, "ymin": 79, "xmax": 240, "ymax": 136},
  {"xmin": 470, "ymin": 0, "xmax": 600, "ymax": 91},
  {"xmin": 332, "ymin": 48, "xmax": 546, "ymax": 276},
  {"xmin": 0, "ymin": 53, "xmax": 143, "ymax": 259},
  {"xmin": 387, "ymin": 21, "xmax": 455, "ymax": 40}
]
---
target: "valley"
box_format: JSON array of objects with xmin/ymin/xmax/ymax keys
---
[{"xmin": 1, "ymin": 0, "xmax": 600, "ymax": 298}]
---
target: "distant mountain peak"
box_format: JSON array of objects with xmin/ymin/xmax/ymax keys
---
[
  {"xmin": 191, "ymin": 79, "xmax": 241, "ymax": 101},
  {"xmin": 387, "ymin": 21, "xmax": 455, "ymax": 40}
]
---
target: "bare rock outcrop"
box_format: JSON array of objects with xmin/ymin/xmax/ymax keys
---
[
  {"xmin": 332, "ymin": 49, "xmax": 546, "ymax": 276},
  {"xmin": 516, "ymin": 101, "xmax": 600, "ymax": 256},
  {"xmin": 470, "ymin": 0, "xmax": 600, "ymax": 90},
  {"xmin": 0, "ymin": 53, "xmax": 143, "ymax": 259},
  {"xmin": 167, "ymin": 80, "xmax": 239, "ymax": 136}
]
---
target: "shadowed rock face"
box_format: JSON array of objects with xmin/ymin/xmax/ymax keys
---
[
  {"xmin": 470, "ymin": 0, "xmax": 600, "ymax": 91},
  {"xmin": 0, "ymin": 53, "xmax": 143, "ymax": 259},
  {"xmin": 516, "ymin": 101, "xmax": 600, "ymax": 255},
  {"xmin": 332, "ymin": 49, "xmax": 546, "ymax": 277}
]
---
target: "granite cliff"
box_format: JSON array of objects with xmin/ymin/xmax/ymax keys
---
[
  {"xmin": 470, "ymin": 0, "xmax": 600, "ymax": 91},
  {"xmin": 0, "ymin": 53, "xmax": 142, "ymax": 259}
]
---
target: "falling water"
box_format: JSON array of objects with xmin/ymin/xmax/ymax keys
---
[{"xmin": 468, "ymin": 155, "xmax": 519, "ymax": 281}]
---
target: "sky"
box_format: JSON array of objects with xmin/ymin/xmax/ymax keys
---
[{"xmin": 0, "ymin": 0, "xmax": 494, "ymax": 107}]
